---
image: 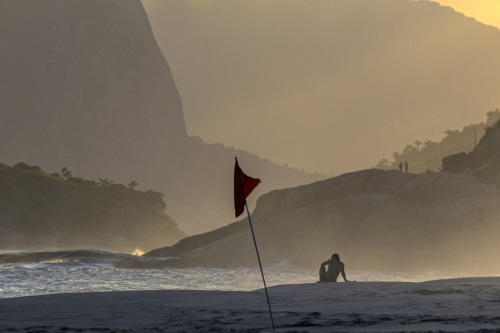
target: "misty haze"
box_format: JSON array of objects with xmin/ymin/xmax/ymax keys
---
[
  {"xmin": 1, "ymin": 1, "xmax": 500, "ymax": 331},
  {"xmin": 0, "ymin": 0, "xmax": 500, "ymax": 270},
  {"xmin": 143, "ymin": 0, "xmax": 500, "ymax": 175},
  {"xmin": 1, "ymin": 0, "xmax": 499, "ymax": 267}
]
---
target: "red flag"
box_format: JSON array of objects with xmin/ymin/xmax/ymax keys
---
[{"xmin": 234, "ymin": 159, "xmax": 261, "ymax": 217}]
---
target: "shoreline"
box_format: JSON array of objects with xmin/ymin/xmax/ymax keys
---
[{"xmin": 1, "ymin": 277, "xmax": 500, "ymax": 332}]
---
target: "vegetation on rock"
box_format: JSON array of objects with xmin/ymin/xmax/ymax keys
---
[
  {"xmin": 375, "ymin": 109, "xmax": 500, "ymax": 173},
  {"xmin": 0, "ymin": 163, "xmax": 185, "ymax": 252}
]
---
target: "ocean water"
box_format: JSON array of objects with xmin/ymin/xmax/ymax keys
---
[{"xmin": 0, "ymin": 249, "xmax": 469, "ymax": 299}]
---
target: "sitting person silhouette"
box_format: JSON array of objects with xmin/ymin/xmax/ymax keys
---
[{"xmin": 319, "ymin": 253, "xmax": 349, "ymax": 282}]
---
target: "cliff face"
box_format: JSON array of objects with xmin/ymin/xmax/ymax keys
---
[
  {"xmin": 0, "ymin": 0, "xmax": 185, "ymax": 178},
  {"xmin": 0, "ymin": 0, "xmax": 322, "ymax": 236},
  {"xmin": 146, "ymin": 154, "xmax": 500, "ymax": 274}
]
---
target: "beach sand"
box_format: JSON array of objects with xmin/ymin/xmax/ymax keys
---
[{"xmin": 1, "ymin": 277, "xmax": 500, "ymax": 332}]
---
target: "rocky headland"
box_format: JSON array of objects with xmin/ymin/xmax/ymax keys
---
[
  {"xmin": 0, "ymin": 163, "xmax": 185, "ymax": 253},
  {"xmin": 143, "ymin": 127, "xmax": 500, "ymax": 274}
]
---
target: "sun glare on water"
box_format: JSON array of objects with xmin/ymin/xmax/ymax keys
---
[{"xmin": 131, "ymin": 248, "xmax": 144, "ymax": 256}]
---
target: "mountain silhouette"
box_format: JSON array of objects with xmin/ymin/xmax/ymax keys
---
[
  {"xmin": 144, "ymin": 0, "xmax": 500, "ymax": 175},
  {"xmin": 0, "ymin": 0, "xmax": 322, "ymax": 236}
]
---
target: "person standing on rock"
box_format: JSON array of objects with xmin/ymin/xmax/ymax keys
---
[
  {"xmin": 399, "ymin": 161, "xmax": 403, "ymax": 172},
  {"xmin": 319, "ymin": 253, "xmax": 349, "ymax": 282},
  {"xmin": 404, "ymin": 161, "xmax": 409, "ymax": 173}
]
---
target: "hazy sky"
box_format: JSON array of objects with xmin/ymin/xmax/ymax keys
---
[
  {"xmin": 434, "ymin": 0, "xmax": 500, "ymax": 29},
  {"xmin": 142, "ymin": 0, "xmax": 500, "ymax": 175}
]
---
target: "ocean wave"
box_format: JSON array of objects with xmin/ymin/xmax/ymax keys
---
[
  {"xmin": 0, "ymin": 249, "xmax": 187, "ymax": 270},
  {"xmin": 0, "ymin": 249, "xmax": 132, "ymax": 265}
]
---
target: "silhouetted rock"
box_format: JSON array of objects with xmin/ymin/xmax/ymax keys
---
[
  {"xmin": 145, "ymin": 169, "xmax": 500, "ymax": 274},
  {"xmin": 442, "ymin": 152, "xmax": 468, "ymax": 173},
  {"xmin": 0, "ymin": 162, "xmax": 185, "ymax": 252},
  {"xmin": 440, "ymin": 127, "xmax": 500, "ymax": 187}
]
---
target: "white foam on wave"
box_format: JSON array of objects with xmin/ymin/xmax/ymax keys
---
[{"xmin": 0, "ymin": 249, "xmax": 492, "ymax": 298}]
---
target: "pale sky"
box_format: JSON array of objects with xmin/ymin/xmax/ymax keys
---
[{"xmin": 433, "ymin": 0, "xmax": 500, "ymax": 29}]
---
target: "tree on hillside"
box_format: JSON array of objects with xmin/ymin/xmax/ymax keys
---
[
  {"xmin": 374, "ymin": 109, "xmax": 500, "ymax": 173},
  {"xmin": 61, "ymin": 167, "xmax": 72, "ymax": 180}
]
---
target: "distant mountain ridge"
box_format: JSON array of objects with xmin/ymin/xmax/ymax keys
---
[
  {"xmin": 0, "ymin": 0, "xmax": 322, "ymax": 236},
  {"xmin": 144, "ymin": 0, "xmax": 500, "ymax": 175}
]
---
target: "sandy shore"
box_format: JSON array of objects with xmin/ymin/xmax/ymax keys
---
[{"xmin": 1, "ymin": 277, "xmax": 500, "ymax": 332}]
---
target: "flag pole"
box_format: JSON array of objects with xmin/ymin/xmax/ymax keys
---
[
  {"xmin": 244, "ymin": 201, "xmax": 275, "ymax": 330},
  {"xmin": 236, "ymin": 157, "xmax": 275, "ymax": 330}
]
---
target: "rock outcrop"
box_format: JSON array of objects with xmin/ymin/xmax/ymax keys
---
[
  {"xmin": 145, "ymin": 130, "xmax": 500, "ymax": 274},
  {"xmin": 443, "ymin": 127, "xmax": 500, "ymax": 186},
  {"xmin": 0, "ymin": 0, "xmax": 186, "ymax": 170}
]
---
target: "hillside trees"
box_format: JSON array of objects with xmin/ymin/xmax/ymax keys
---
[
  {"xmin": 0, "ymin": 163, "xmax": 185, "ymax": 252},
  {"xmin": 375, "ymin": 109, "xmax": 500, "ymax": 173}
]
